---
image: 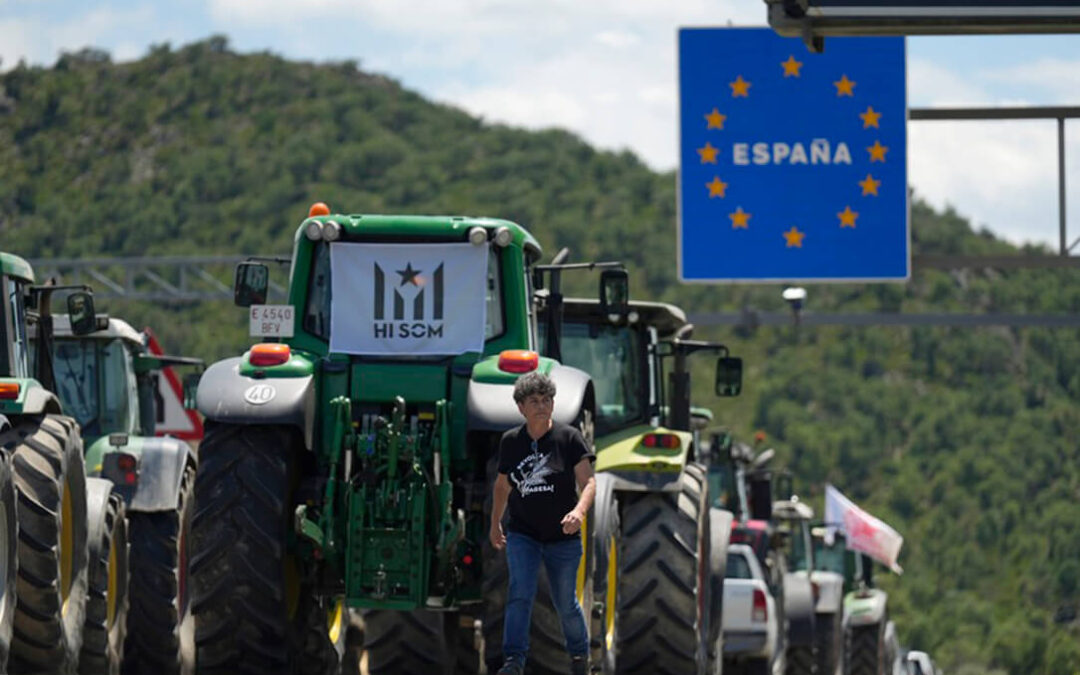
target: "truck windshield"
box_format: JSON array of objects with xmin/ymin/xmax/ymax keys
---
[
  {"xmin": 53, "ymin": 338, "xmax": 135, "ymax": 438},
  {"xmin": 2, "ymin": 278, "xmax": 28, "ymax": 378},
  {"xmin": 726, "ymin": 552, "xmax": 754, "ymax": 579},
  {"xmin": 558, "ymin": 322, "xmax": 644, "ymax": 433},
  {"xmin": 814, "ymin": 535, "xmax": 847, "ymax": 574},
  {"xmin": 787, "ymin": 524, "xmax": 812, "ymax": 572}
]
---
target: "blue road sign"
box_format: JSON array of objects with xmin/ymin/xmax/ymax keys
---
[{"xmin": 678, "ymin": 28, "xmax": 908, "ymax": 282}]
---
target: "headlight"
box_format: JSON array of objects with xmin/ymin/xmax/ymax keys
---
[
  {"xmin": 493, "ymin": 226, "xmax": 512, "ymax": 247},
  {"xmin": 304, "ymin": 220, "xmax": 324, "ymax": 241},
  {"xmin": 468, "ymin": 226, "xmax": 488, "ymax": 246},
  {"xmin": 322, "ymin": 221, "xmax": 342, "ymax": 242}
]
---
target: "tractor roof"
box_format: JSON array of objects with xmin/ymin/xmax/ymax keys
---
[
  {"xmin": 772, "ymin": 499, "xmax": 815, "ymax": 521},
  {"xmin": 0, "ymin": 252, "xmax": 34, "ymax": 283},
  {"xmin": 47, "ymin": 315, "xmax": 144, "ymax": 346},
  {"xmin": 303, "ymin": 213, "xmax": 543, "ymax": 260},
  {"xmin": 560, "ymin": 298, "xmax": 688, "ymax": 337}
]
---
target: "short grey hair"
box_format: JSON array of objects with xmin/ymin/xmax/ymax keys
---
[{"xmin": 513, "ymin": 372, "xmax": 556, "ymax": 404}]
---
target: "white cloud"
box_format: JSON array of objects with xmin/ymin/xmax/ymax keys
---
[
  {"xmin": 0, "ymin": 18, "xmax": 51, "ymax": 69},
  {"xmin": 982, "ymin": 57, "xmax": 1080, "ymax": 103},
  {"xmin": 908, "ymin": 120, "xmax": 1078, "ymax": 248},
  {"xmin": 908, "ymin": 57, "xmax": 991, "ymax": 107},
  {"xmin": 594, "ymin": 29, "xmax": 640, "ymax": 49}
]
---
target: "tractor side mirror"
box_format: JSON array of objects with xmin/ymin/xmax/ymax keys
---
[
  {"xmin": 599, "ymin": 269, "xmax": 629, "ymax": 318},
  {"xmin": 182, "ymin": 373, "xmax": 201, "ymax": 410},
  {"xmin": 715, "ymin": 356, "xmax": 743, "ymax": 397},
  {"xmin": 67, "ymin": 292, "xmax": 97, "ymax": 336},
  {"xmin": 748, "ymin": 472, "xmax": 774, "ymax": 521},
  {"xmin": 234, "ymin": 263, "xmax": 269, "ymax": 307}
]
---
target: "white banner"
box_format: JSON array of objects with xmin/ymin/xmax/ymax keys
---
[
  {"xmin": 329, "ymin": 242, "xmax": 489, "ymax": 355},
  {"xmin": 824, "ymin": 484, "xmax": 904, "ymax": 574}
]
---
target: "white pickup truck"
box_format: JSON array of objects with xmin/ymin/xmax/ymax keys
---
[{"xmin": 723, "ymin": 543, "xmax": 781, "ymax": 675}]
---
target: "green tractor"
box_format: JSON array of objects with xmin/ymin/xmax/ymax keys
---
[
  {"xmin": 811, "ymin": 527, "xmax": 894, "ymax": 675},
  {"xmin": 0, "ymin": 252, "xmax": 130, "ymax": 674},
  {"xmin": 39, "ymin": 313, "xmax": 203, "ymax": 674},
  {"xmin": 191, "ymin": 206, "xmax": 602, "ymax": 674},
  {"xmin": 542, "ymin": 290, "xmax": 742, "ymax": 674}
]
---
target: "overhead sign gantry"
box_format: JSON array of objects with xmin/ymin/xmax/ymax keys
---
[{"xmin": 766, "ymin": 0, "xmax": 1080, "ymax": 50}]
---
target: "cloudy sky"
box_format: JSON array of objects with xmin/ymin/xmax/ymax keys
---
[{"xmin": 2, "ymin": 0, "xmax": 1079, "ymax": 252}]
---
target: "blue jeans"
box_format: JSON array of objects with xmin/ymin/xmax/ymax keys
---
[{"xmin": 502, "ymin": 531, "xmax": 589, "ymax": 665}]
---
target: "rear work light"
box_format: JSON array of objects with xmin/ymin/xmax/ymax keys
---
[
  {"xmin": 0, "ymin": 383, "xmax": 19, "ymax": 400},
  {"xmin": 250, "ymin": 343, "xmax": 291, "ymax": 367},
  {"xmin": 498, "ymin": 350, "xmax": 539, "ymax": 374},
  {"xmin": 752, "ymin": 589, "xmax": 768, "ymax": 623},
  {"xmin": 642, "ymin": 433, "xmax": 681, "ymax": 450}
]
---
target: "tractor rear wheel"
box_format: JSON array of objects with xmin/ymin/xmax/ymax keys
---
[
  {"xmin": 614, "ymin": 462, "xmax": 711, "ymax": 674},
  {"xmin": 362, "ymin": 610, "xmax": 455, "ymax": 674},
  {"xmin": 191, "ymin": 422, "xmax": 336, "ymax": 675},
  {"xmin": 5, "ymin": 415, "xmax": 90, "ymax": 675},
  {"xmin": 123, "ymin": 464, "xmax": 195, "ymax": 675},
  {"xmin": 815, "ymin": 611, "xmax": 843, "ymax": 675},
  {"xmin": 786, "ymin": 645, "xmax": 816, "ymax": 675},
  {"xmin": 81, "ymin": 481, "xmax": 129, "ymax": 674},
  {"xmin": 0, "ymin": 453, "xmax": 18, "ymax": 674},
  {"xmin": 845, "ymin": 621, "xmax": 885, "ymax": 675}
]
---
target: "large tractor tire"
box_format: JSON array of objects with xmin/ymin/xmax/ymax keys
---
[
  {"xmin": 613, "ymin": 462, "xmax": 712, "ymax": 674},
  {"xmin": 81, "ymin": 479, "xmax": 129, "ymax": 674},
  {"xmin": 815, "ymin": 610, "xmax": 843, "ymax": 675},
  {"xmin": 786, "ymin": 645, "xmax": 816, "ymax": 675},
  {"xmin": 706, "ymin": 506, "xmax": 733, "ymax": 675},
  {"xmin": 362, "ymin": 610, "xmax": 456, "ymax": 674},
  {"xmin": 122, "ymin": 464, "xmax": 195, "ymax": 675},
  {"xmin": 0, "ymin": 453, "xmax": 18, "ymax": 674},
  {"xmin": 845, "ymin": 620, "xmax": 885, "ymax": 675},
  {"xmin": 191, "ymin": 423, "xmax": 337, "ymax": 675},
  {"xmin": 4, "ymin": 415, "xmax": 90, "ymax": 675}
]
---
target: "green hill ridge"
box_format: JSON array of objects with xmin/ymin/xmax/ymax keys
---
[{"xmin": 2, "ymin": 37, "xmax": 1079, "ymax": 674}]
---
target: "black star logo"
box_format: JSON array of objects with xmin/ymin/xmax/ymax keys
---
[{"xmin": 396, "ymin": 262, "xmax": 422, "ymax": 286}]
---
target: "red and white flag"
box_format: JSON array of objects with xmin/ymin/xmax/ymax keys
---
[{"xmin": 825, "ymin": 484, "xmax": 904, "ymax": 574}]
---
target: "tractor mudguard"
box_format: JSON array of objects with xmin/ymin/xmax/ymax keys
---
[
  {"xmin": 844, "ymin": 588, "xmax": 888, "ymax": 628},
  {"xmin": 125, "ymin": 436, "xmax": 195, "ymax": 513},
  {"xmin": 784, "ymin": 572, "xmax": 817, "ymax": 647},
  {"xmin": 467, "ymin": 363, "xmax": 591, "ymax": 432},
  {"xmin": 603, "ymin": 470, "xmax": 683, "ymax": 493},
  {"xmin": 707, "ymin": 506, "xmax": 733, "ymax": 652},
  {"xmin": 196, "ymin": 357, "xmax": 315, "ymax": 449},
  {"xmin": 16, "ymin": 385, "xmax": 62, "ymax": 416},
  {"xmin": 810, "ymin": 570, "xmax": 846, "ymax": 614},
  {"xmin": 85, "ymin": 476, "xmax": 116, "ymax": 530}
]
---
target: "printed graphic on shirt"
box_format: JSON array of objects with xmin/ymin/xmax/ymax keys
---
[{"xmin": 510, "ymin": 450, "xmax": 559, "ymax": 497}]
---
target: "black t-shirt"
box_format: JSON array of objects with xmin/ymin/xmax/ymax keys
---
[{"xmin": 497, "ymin": 421, "xmax": 595, "ymax": 543}]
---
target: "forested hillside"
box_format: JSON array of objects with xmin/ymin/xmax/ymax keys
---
[{"xmin": 2, "ymin": 37, "xmax": 1079, "ymax": 674}]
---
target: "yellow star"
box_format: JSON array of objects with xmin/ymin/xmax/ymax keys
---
[
  {"xmin": 730, "ymin": 75, "xmax": 751, "ymax": 98},
  {"xmin": 859, "ymin": 174, "xmax": 881, "ymax": 196},
  {"xmin": 781, "ymin": 55, "xmax": 803, "ymax": 77},
  {"xmin": 860, "ymin": 106, "xmax": 882, "ymax": 129},
  {"xmin": 867, "ymin": 140, "xmax": 888, "ymax": 162},
  {"xmin": 834, "ymin": 74, "xmax": 856, "ymax": 97},
  {"xmin": 705, "ymin": 108, "xmax": 727, "ymax": 130},
  {"xmin": 838, "ymin": 206, "xmax": 859, "ymax": 228},
  {"xmin": 707, "ymin": 176, "xmax": 728, "ymax": 198},
  {"xmin": 697, "ymin": 142, "xmax": 719, "ymax": 164},
  {"xmin": 783, "ymin": 227, "xmax": 805, "ymax": 248},
  {"xmin": 729, "ymin": 207, "xmax": 750, "ymax": 229}
]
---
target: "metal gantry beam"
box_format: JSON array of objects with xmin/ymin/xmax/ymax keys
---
[
  {"xmin": 909, "ymin": 106, "xmax": 1080, "ymax": 257},
  {"xmin": 28, "ymin": 255, "xmax": 289, "ymax": 302}
]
